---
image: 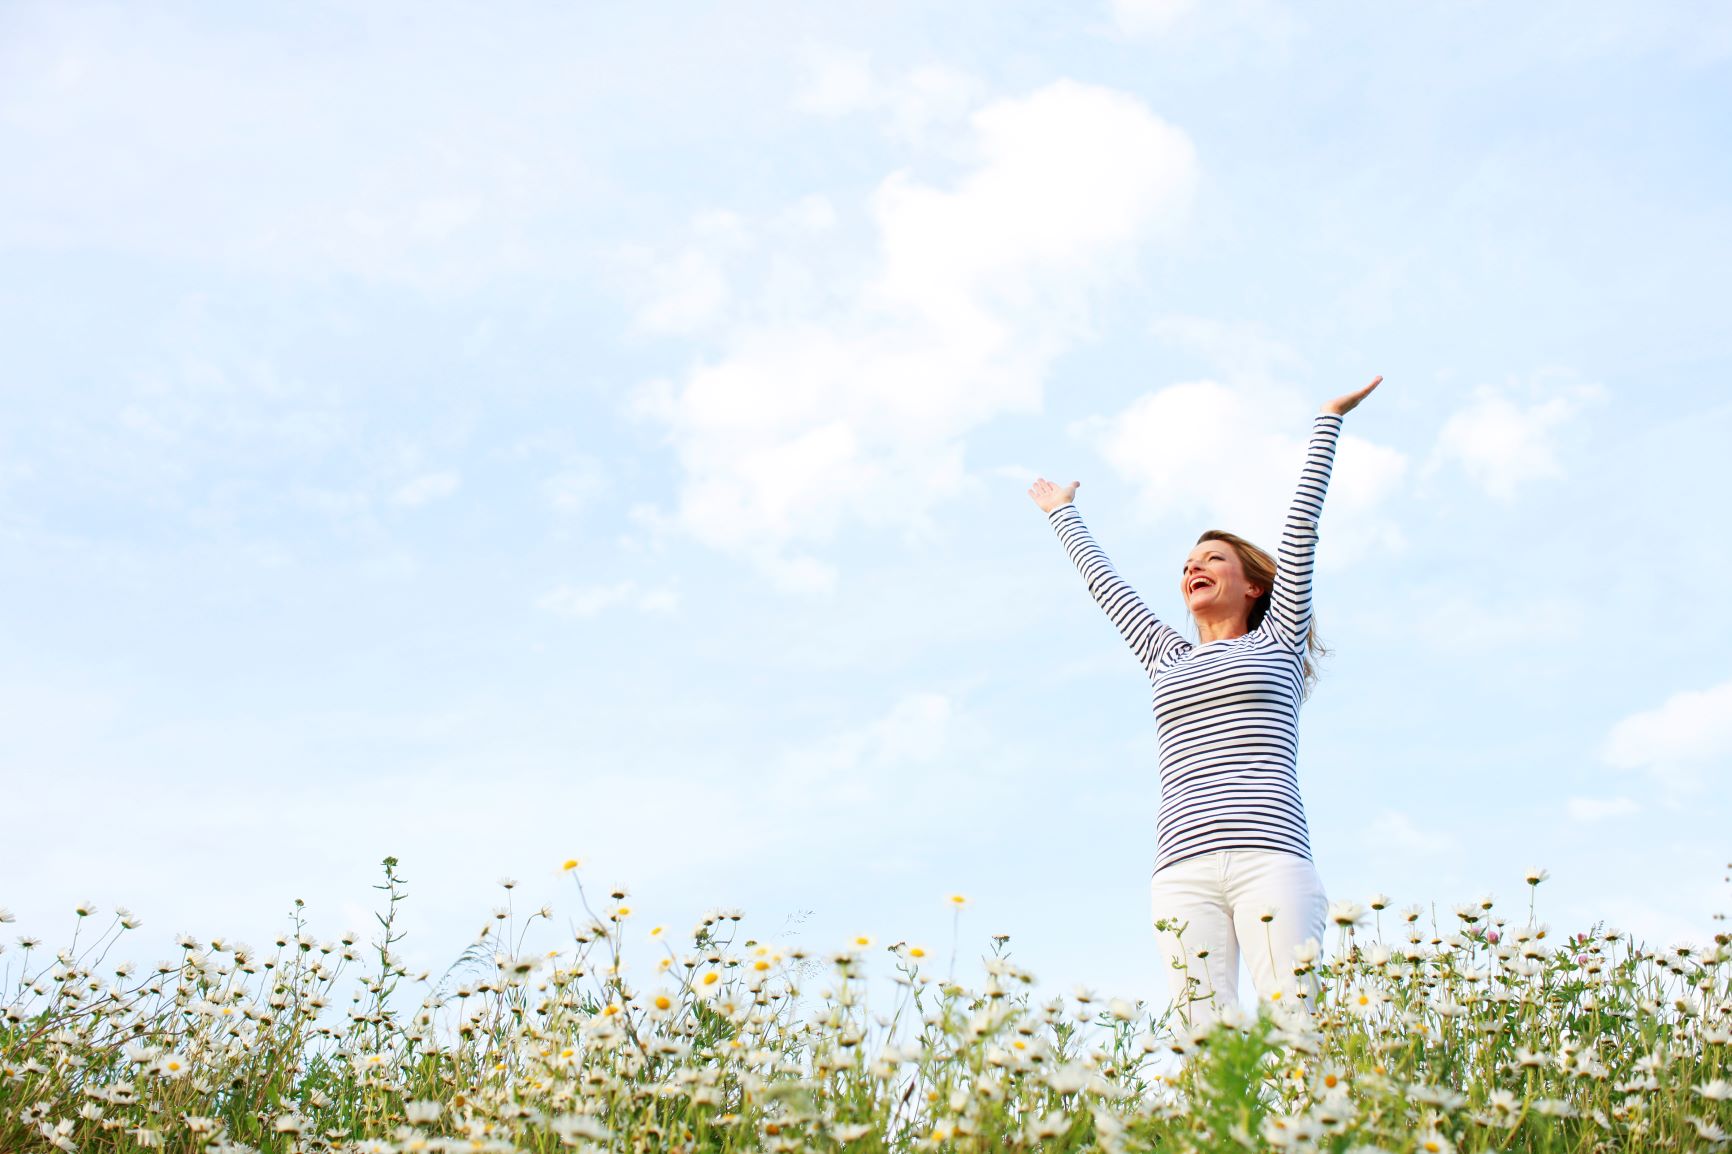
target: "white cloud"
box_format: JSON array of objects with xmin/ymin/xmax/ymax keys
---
[
  {"xmin": 878, "ymin": 67, "xmax": 989, "ymax": 148},
  {"xmin": 1363, "ymin": 809, "xmax": 1455, "ymax": 855},
  {"xmin": 620, "ymin": 211, "xmax": 752, "ymax": 337},
  {"xmin": 1072, "ymin": 379, "xmax": 1408, "ymax": 563},
  {"xmin": 1108, "ymin": 0, "xmax": 1197, "ymax": 36},
  {"xmin": 794, "ymin": 50, "xmax": 983, "ymax": 147},
  {"xmin": 870, "ymin": 82, "xmax": 1194, "ymax": 319},
  {"xmin": 390, "ymin": 471, "xmax": 460, "ymax": 507},
  {"xmin": 780, "ymin": 195, "xmax": 837, "ymax": 234},
  {"xmin": 1602, "ymin": 678, "xmax": 1732, "ymax": 793},
  {"xmin": 630, "ymin": 80, "xmax": 1198, "ymax": 592},
  {"xmin": 1429, "ymin": 376, "xmax": 1606, "ymax": 501},
  {"xmin": 1566, "ymin": 796, "xmax": 1641, "ymax": 822},
  {"xmin": 794, "ymin": 47, "xmax": 879, "ymax": 116},
  {"xmin": 536, "ymin": 581, "xmax": 678, "ymax": 619},
  {"xmin": 758, "ymin": 554, "xmax": 843, "ymax": 597},
  {"xmin": 1075, "ymin": 380, "xmax": 1289, "ymax": 539}
]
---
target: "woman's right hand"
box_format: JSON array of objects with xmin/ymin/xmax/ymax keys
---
[
  {"xmin": 1323, "ymin": 375, "xmax": 1383, "ymax": 416},
  {"xmin": 1028, "ymin": 477, "xmax": 1080, "ymax": 513}
]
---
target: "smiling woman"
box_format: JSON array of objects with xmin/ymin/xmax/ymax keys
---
[
  {"xmin": 1185, "ymin": 528, "xmax": 1327, "ymax": 696},
  {"xmin": 1028, "ymin": 376, "xmax": 1381, "ymax": 1034}
]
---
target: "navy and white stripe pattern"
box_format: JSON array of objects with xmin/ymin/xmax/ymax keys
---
[{"xmin": 1047, "ymin": 413, "xmax": 1343, "ymax": 875}]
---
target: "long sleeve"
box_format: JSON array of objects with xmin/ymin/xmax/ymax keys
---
[
  {"xmin": 1265, "ymin": 412, "xmax": 1344, "ymax": 652},
  {"xmin": 1048, "ymin": 503, "xmax": 1190, "ymax": 675}
]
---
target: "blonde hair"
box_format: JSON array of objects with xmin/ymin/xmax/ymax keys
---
[{"xmin": 1195, "ymin": 529, "xmax": 1328, "ymax": 699}]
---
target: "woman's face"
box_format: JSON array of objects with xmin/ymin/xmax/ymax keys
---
[{"xmin": 1181, "ymin": 539, "xmax": 1263, "ymax": 622}]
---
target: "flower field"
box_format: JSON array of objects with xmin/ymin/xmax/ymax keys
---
[{"xmin": 3, "ymin": 858, "xmax": 1729, "ymax": 1153}]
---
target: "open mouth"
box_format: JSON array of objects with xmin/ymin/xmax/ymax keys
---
[{"xmin": 1187, "ymin": 576, "xmax": 1214, "ymax": 596}]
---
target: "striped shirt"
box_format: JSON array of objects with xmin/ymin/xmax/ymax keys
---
[{"xmin": 1047, "ymin": 413, "xmax": 1342, "ymax": 875}]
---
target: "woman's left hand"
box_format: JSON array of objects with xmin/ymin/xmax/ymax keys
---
[{"xmin": 1323, "ymin": 375, "xmax": 1382, "ymax": 416}]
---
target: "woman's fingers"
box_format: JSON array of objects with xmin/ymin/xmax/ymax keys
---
[
  {"xmin": 1028, "ymin": 477, "xmax": 1079, "ymax": 509},
  {"xmin": 1324, "ymin": 375, "xmax": 1384, "ymax": 415}
]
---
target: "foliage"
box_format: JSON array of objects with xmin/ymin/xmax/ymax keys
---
[{"xmin": 3, "ymin": 861, "xmax": 1730, "ymax": 1153}]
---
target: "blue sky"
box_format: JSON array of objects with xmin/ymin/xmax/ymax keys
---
[{"xmin": 3, "ymin": 0, "xmax": 1730, "ymax": 1005}]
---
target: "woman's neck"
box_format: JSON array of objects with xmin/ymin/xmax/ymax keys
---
[{"xmin": 1195, "ymin": 615, "xmax": 1250, "ymax": 644}]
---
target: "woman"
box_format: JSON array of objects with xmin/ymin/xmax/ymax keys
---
[{"xmin": 1028, "ymin": 376, "xmax": 1382, "ymax": 1032}]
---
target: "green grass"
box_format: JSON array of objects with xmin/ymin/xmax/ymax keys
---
[{"xmin": 3, "ymin": 858, "xmax": 1729, "ymax": 1153}]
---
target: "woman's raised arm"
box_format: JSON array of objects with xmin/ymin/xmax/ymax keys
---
[
  {"xmin": 1265, "ymin": 376, "xmax": 1382, "ymax": 651},
  {"xmin": 1031, "ymin": 478, "xmax": 1190, "ymax": 675}
]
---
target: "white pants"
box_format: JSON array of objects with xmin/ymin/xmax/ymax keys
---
[{"xmin": 1149, "ymin": 849, "xmax": 1327, "ymax": 1032}]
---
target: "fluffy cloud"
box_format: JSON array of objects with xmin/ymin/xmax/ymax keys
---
[
  {"xmin": 619, "ymin": 211, "xmax": 752, "ymax": 337},
  {"xmin": 1073, "ymin": 380, "xmax": 1409, "ymax": 563},
  {"xmin": 794, "ymin": 49, "xmax": 984, "ymax": 146},
  {"xmin": 630, "ymin": 80, "xmax": 1198, "ymax": 592},
  {"xmin": 1429, "ymin": 377, "xmax": 1606, "ymax": 501},
  {"xmin": 794, "ymin": 48, "xmax": 879, "ymax": 116},
  {"xmin": 869, "ymin": 82, "xmax": 1194, "ymax": 320},
  {"xmin": 1107, "ymin": 0, "xmax": 1197, "ymax": 36},
  {"xmin": 1602, "ymin": 678, "xmax": 1732, "ymax": 793}
]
